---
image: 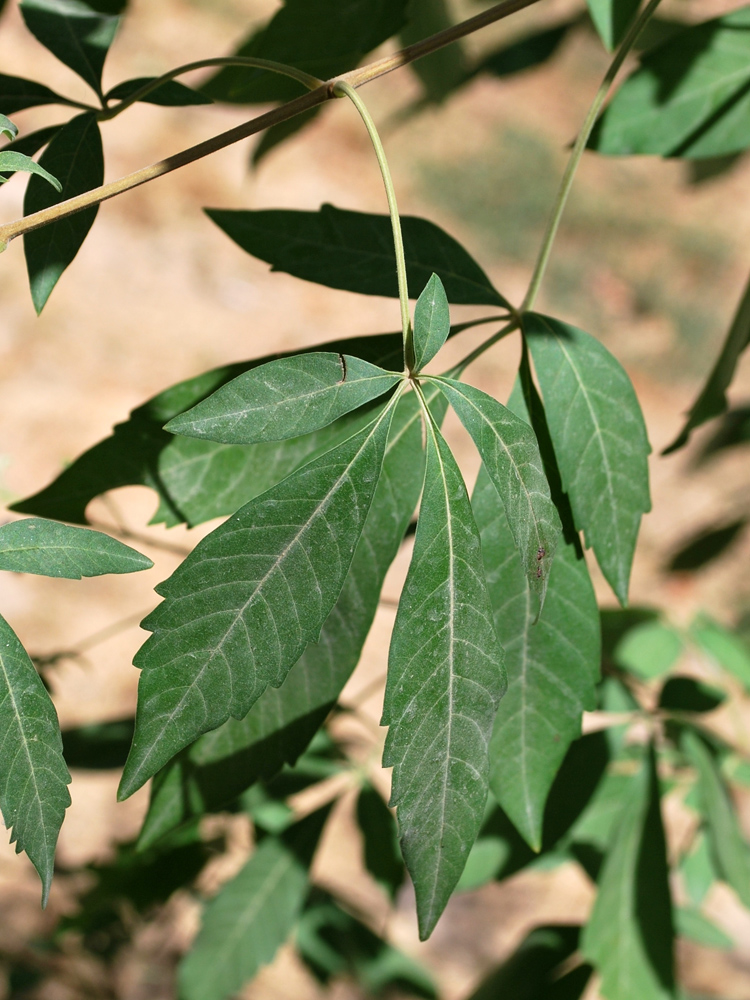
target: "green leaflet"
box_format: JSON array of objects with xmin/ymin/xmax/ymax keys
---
[
  {"xmin": 0, "ymin": 113, "xmax": 16, "ymax": 140},
  {"xmin": 205, "ymin": 205, "xmax": 509, "ymax": 307},
  {"xmin": 23, "ymin": 112, "xmax": 103, "ymax": 313},
  {"xmin": 356, "ymin": 784, "xmax": 404, "ymax": 900},
  {"xmin": 0, "ymin": 518, "xmax": 152, "ymax": 578},
  {"xmin": 0, "ymin": 73, "xmax": 78, "ymax": 113},
  {"xmin": 12, "ymin": 333, "xmax": 405, "ymax": 528},
  {"xmin": 201, "ymin": 0, "xmax": 408, "ymax": 104},
  {"xmin": 524, "ymin": 313, "xmax": 651, "ymax": 606},
  {"xmin": 296, "ymin": 891, "xmax": 437, "ymax": 997},
  {"xmin": 582, "ymin": 748, "xmax": 675, "ymax": 1000},
  {"xmin": 690, "ymin": 613, "xmax": 750, "ymax": 691},
  {"xmin": 104, "ymin": 77, "xmax": 212, "ymax": 106},
  {"xmin": 0, "ymin": 151, "xmax": 60, "ymax": 190},
  {"xmin": 0, "ymin": 126, "xmax": 61, "ymax": 182},
  {"xmin": 586, "ymin": 0, "xmax": 640, "ymax": 51},
  {"xmin": 166, "ymin": 353, "xmax": 401, "ymax": 444},
  {"xmin": 466, "ymin": 925, "xmax": 590, "ymax": 1000},
  {"xmin": 680, "ymin": 830, "xmax": 716, "ymax": 907},
  {"xmin": 412, "ymin": 274, "xmax": 450, "ymax": 372},
  {"xmin": 675, "ymin": 907, "xmax": 733, "ymax": 950},
  {"xmin": 20, "ymin": 0, "xmax": 119, "ymax": 97},
  {"xmin": 178, "ymin": 806, "xmax": 329, "ymax": 1000},
  {"xmin": 431, "ymin": 376, "xmax": 561, "ymax": 606},
  {"xmin": 119, "ymin": 400, "xmax": 397, "ymax": 799},
  {"xmin": 664, "ymin": 270, "xmax": 750, "ymax": 454},
  {"xmin": 658, "ymin": 677, "xmax": 725, "ymax": 713},
  {"xmin": 590, "ymin": 7, "xmax": 750, "ymax": 158},
  {"xmin": 0, "ymin": 613, "xmax": 71, "ymax": 906},
  {"xmin": 472, "ymin": 464, "xmax": 599, "ymax": 850},
  {"xmin": 682, "ymin": 729, "xmax": 750, "ymax": 909},
  {"xmin": 137, "ymin": 390, "xmax": 430, "ymax": 847},
  {"xmin": 383, "ymin": 407, "xmax": 506, "ymax": 940}
]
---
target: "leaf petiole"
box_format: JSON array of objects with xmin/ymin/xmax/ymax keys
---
[{"xmin": 332, "ymin": 80, "xmax": 412, "ymax": 368}]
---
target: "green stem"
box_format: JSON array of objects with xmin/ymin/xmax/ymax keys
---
[
  {"xmin": 333, "ymin": 80, "xmax": 412, "ymax": 365},
  {"xmin": 450, "ymin": 318, "xmax": 519, "ymax": 377},
  {"xmin": 521, "ymin": 0, "xmax": 663, "ymax": 312},
  {"xmin": 99, "ymin": 57, "xmax": 323, "ymax": 121}
]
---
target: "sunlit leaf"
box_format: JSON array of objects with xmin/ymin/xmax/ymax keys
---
[
  {"xmin": 23, "ymin": 112, "xmax": 103, "ymax": 313},
  {"xmin": 680, "ymin": 830, "xmax": 716, "ymax": 907},
  {"xmin": 0, "ymin": 613, "xmax": 71, "ymax": 906},
  {"xmin": 690, "ymin": 613, "xmax": 750, "ymax": 691},
  {"xmin": 178, "ymin": 806, "xmax": 329, "ymax": 1000},
  {"xmin": 166, "ymin": 352, "xmax": 401, "ymax": 444},
  {"xmin": 591, "ymin": 8, "xmax": 750, "ymax": 159},
  {"xmin": 675, "ymin": 907, "xmax": 733, "ymax": 950},
  {"xmin": 20, "ymin": 0, "xmax": 119, "ymax": 97},
  {"xmin": 0, "ymin": 113, "xmax": 16, "ymax": 140},
  {"xmin": 433, "ymin": 376, "xmax": 561, "ymax": 606},
  {"xmin": 582, "ymin": 747, "xmax": 675, "ymax": 1000},
  {"xmin": 587, "ymin": 0, "xmax": 640, "ymax": 51},
  {"xmin": 0, "ymin": 517, "xmax": 151, "ymax": 577},
  {"xmin": 0, "ymin": 126, "xmax": 61, "ymax": 184},
  {"xmin": 0, "ymin": 150, "xmax": 60, "ymax": 190},
  {"xmin": 137, "ymin": 390, "xmax": 430, "ymax": 847},
  {"xmin": 383, "ymin": 408, "xmax": 506, "ymax": 939},
  {"xmin": 119, "ymin": 401, "xmax": 397, "ymax": 799},
  {"xmin": 206, "ymin": 205, "xmax": 509, "ymax": 307},
  {"xmin": 614, "ymin": 620, "xmax": 683, "ymax": 680},
  {"xmin": 683, "ymin": 729, "xmax": 750, "ymax": 910},
  {"xmin": 524, "ymin": 312, "xmax": 651, "ymax": 606},
  {"xmin": 473, "ymin": 460, "xmax": 598, "ymax": 850}
]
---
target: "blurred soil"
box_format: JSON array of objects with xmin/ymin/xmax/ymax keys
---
[{"xmin": 1, "ymin": 0, "xmax": 750, "ymax": 997}]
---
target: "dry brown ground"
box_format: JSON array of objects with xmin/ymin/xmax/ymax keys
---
[{"xmin": 1, "ymin": 0, "xmax": 750, "ymax": 997}]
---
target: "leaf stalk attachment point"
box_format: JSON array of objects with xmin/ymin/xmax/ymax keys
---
[
  {"xmin": 521, "ymin": 0, "xmax": 663, "ymax": 312},
  {"xmin": 332, "ymin": 80, "xmax": 412, "ymax": 366}
]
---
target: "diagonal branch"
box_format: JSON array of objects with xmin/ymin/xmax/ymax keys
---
[{"xmin": 0, "ymin": 0, "xmax": 542, "ymax": 248}]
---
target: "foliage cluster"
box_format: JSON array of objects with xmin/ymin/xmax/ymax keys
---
[{"xmin": 1, "ymin": 0, "xmax": 750, "ymax": 998}]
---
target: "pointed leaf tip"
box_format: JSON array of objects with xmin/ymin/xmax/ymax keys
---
[
  {"xmin": 383, "ymin": 415, "xmax": 505, "ymax": 938},
  {"xmin": 412, "ymin": 273, "xmax": 450, "ymax": 372}
]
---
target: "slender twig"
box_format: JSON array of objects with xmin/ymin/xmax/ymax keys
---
[
  {"xmin": 0, "ymin": 0, "xmax": 542, "ymax": 249},
  {"xmin": 333, "ymin": 80, "xmax": 412, "ymax": 362},
  {"xmin": 99, "ymin": 56, "xmax": 323, "ymax": 121},
  {"xmin": 450, "ymin": 318, "xmax": 520, "ymax": 377},
  {"xmin": 521, "ymin": 0, "xmax": 663, "ymax": 311}
]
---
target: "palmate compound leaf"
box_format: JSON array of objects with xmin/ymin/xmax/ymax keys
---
[
  {"xmin": 206, "ymin": 205, "xmax": 510, "ymax": 308},
  {"xmin": 178, "ymin": 805, "xmax": 330, "ymax": 1000},
  {"xmin": 581, "ymin": 746, "xmax": 675, "ymax": 1000},
  {"xmin": 0, "ymin": 517, "xmax": 152, "ymax": 578},
  {"xmin": 472, "ymin": 463, "xmax": 599, "ymax": 851},
  {"xmin": 12, "ymin": 332, "xmax": 406, "ymax": 528},
  {"xmin": 136, "ymin": 388, "xmax": 436, "ymax": 848},
  {"xmin": 383, "ymin": 399, "xmax": 506, "ymax": 940},
  {"xmin": 20, "ymin": 0, "xmax": 120, "ymax": 98},
  {"xmin": 23, "ymin": 112, "xmax": 103, "ymax": 314},
  {"xmin": 589, "ymin": 7, "xmax": 750, "ymax": 159},
  {"xmin": 412, "ymin": 273, "xmax": 450, "ymax": 372},
  {"xmin": 524, "ymin": 313, "xmax": 651, "ymax": 607},
  {"xmin": 682, "ymin": 728, "xmax": 750, "ymax": 909},
  {"xmin": 430, "ymin": 376, "xmax": 561, "ymax": 608},
  {"xmin": 0, "ymin": 612, "xmax": 71, "ymax": 905},
  {"xmin": 119, "ymin": 396, "xmax": 400, "ymax": 800},
  {"xmin": 165, "ymin": 352, "xmax": 401, "ymax": 444}
]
